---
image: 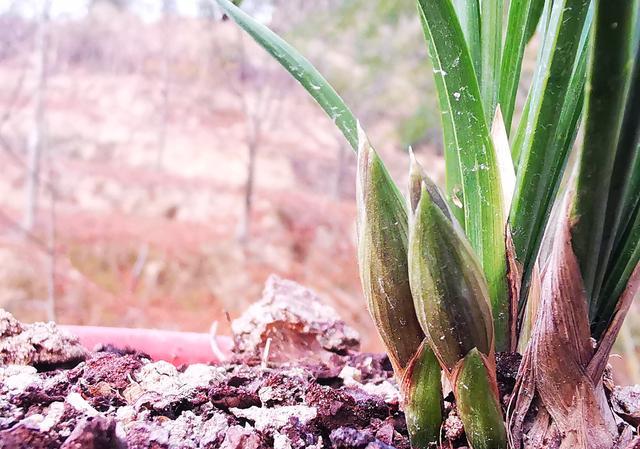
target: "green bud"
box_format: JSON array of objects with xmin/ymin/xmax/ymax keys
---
[
  {"xmin": 454, "ymin": 349, "xmax": 507, "ymax": 449},
  {"xmin": 408, "ymin": 149, "xmax": 452, "ymax": 220},
  {"xmin": 408, "ymin": 182, "xmax": 494, "ymax": 373},
  {"xmin": 356, "ymin": 125, "xmax": 425, "ymax": 373},
  {"xmin": 402, "ymin": 341, "xmax": 444, "ymax": 447},
  {"xmin": 357, "ymin": 127, "xmax": 444, "ymax": 445}
]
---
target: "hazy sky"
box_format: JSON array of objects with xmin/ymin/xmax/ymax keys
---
[
  {"xmin": 0, "ymin": 0, "xmax": 272, "ymax": 22},
  {"xmin": 0, "ymin": 0, "xmax": 197, "ymax": 20}
]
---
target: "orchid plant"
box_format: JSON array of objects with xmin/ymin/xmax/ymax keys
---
[{"xmin": 215, "ymin": 0, "xmax": 640, "ymax": 447}]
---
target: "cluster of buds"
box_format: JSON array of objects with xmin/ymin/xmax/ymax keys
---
[{"xmin": 357, "ymin": 126, "xmax": 506, "ymax": 449}]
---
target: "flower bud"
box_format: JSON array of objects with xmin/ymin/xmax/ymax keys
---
[
  {"xmin": 356, "ymin": 125, "xmax": 425, "ymax": 373},
  {"xmin": 408, "ymin": 182, "xmax": 494, "ymax": 372}
]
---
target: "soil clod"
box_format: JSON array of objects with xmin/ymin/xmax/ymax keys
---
[
  {"xmin": 0, "ymin": 296, "xmax": 410, "ymax": 449},
  {"xmin": 0, "ymin": 310, "xmax": 87, "ymax": 368}
]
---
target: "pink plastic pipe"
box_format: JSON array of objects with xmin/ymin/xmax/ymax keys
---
[{"xmin": 60, "ymin": 325, "xmax": 234, "ymax": 366}]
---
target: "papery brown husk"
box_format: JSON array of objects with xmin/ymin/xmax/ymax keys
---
[{"xmin": 508, "ymin": 197, "xmax": 640, "ymax": 449}]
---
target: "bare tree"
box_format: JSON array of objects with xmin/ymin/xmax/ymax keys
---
[
  {"xmin": 45, "ymin": 162, "xmax": 57, "ymax": 322},
  {"xmin": 233, "ymin": 32, "xmax": 286, "ymax": 243},
  {"xmin": 156, "ymin": 0, "xmax": 174, "ymax": 169},
  {"xmin": 23, "ymin": 0, "xmax": 51, "ymax": 232},
  {"xmin": 0, "ymin": 67, "xmax": 27, "ymax": 131}
]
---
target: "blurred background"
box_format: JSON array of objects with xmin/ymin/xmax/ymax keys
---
[{"xmin": 0, "ymin": 0, "xmax": 637, "ymax": 382}]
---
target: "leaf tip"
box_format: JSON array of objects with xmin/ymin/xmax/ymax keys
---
[
  {"xmin": 409, "ymin": 150, "xmax": 426, "ymax": 214},
  {"xmin": 356, "ymin": 121, "xmax": 368, "ymax": 153}
]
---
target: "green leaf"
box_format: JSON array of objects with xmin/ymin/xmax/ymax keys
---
[
  {"xmin": 524, "ymin": 0, "xmax": 546, "ymax": 43},
  {"xmin": 636, "ymin": 8, "xmax": 640, "ymax": 46},
  {"xmin": 480, "ymin": 0, "xmax": 503, "ymax": 125},
  {"xmin": 594, "ymin": 202, "xmax": 640, "ymax": 339},
  {"xmin": 614, "ymin": 45, "xmax": 640, "ymax": 246},
  {"xmin": 571, "ymin": 0, "xmax": 638, "ymax": 310},
  {"xmin": 510, "ymin": 94, "xmax": 531, "ymax": 168},
  {"xmin": 214, "ymin": 0, "xmax": 358, "ymax": 150},
  {"xmin": 592, "ymin": 42, "xmax": 640, "ymax": 335},
  {"xmin": 508, "ymin": 0, "xmax": 591, "ymax": 304},
  {"xmin": 500, "ymin": 0, "xmax": 548, "ymax": 133},
  {"xmin": 454, "ymin": 349, "xmax": 507, "ymax": 449},
  {"xmin": 402, "ymin": 341, "xmax": 444, "ymax": 447},
  {"xmin": 616, "ymin": 145, "xmax": 640, "ymax": 253},
  {"xmin": 417, "ymin": 0, "xmax": 510, "ymax": 351},
  {"xmin": 592, "ymin": 38, "xmax": 640, "ymax": 302},
  {"xmin": 408, "ymin": 183, "xmax": 494, "ymax": 372},
  {"xmin": 509, "ymin": 0, "xmax": 555, "ymax": 157},
  {"xmin": 356, "ymin": 127, "xmax": 426, "ymax": 374},
  {"xmin": 452, "ymin": 0, "xmax": 481, "ymax": 75}
]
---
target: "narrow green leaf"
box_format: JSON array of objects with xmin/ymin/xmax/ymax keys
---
[
  {"xmin": 571, "ymin": 0, "xmax": 638, "ymax": 310},
  {"xmin": 403, "ymin": 341, "xmax": 444, "ymax": 447},
  {"xmin": 524, "ymin": 0, "xmax": 546, "ymax": 43},
  {"xmin": 509, "ymin": 0, "xmax": 554, "ymax": 157},
  {"xmin": 614, "ymin": 45, "xmax": 640, "ymax": 245},
  {"xmin": 536, "ymin": 0, "xmax": 553, "ymax": 47},
  {"xmin": 592, "ymin": 39, "xmax": 640, "ymax": 299},
  {"xmin": 615, "ymin": 147, "xmax": 640, "ymax": 253},
  {"xmin": 592, "ymin": 42, "xmax": 640, "ymax": 335},
  {"xmin": 214, "ymin": 0, "xmax": 358, "ymax": 150},
  {"xmin": 454, "ymin": 349, "xmax": 507, "ymax": 449},
  {"xmin": 509, "ymin": 0, "xmax": 591, "ymax": 303},
  {"xmin": 510, "ymin": 94, "xmax": 531, "ymax": 167},
  {"xmin": 636, "ymin": 8, "xmax": 640, "ymax": 46},
  {"xmin": 417, "ymin": 0, "xmax": 510, "ymax": 351},
  {"xmin": 594, "ymin": 203, "xmax": 640, "ymax": 339},
  {"xmin": 408, "ymin": 183, "xmax": 494, "ymax": 372},
  {"xmin": 500, "ymin": 0, "xmax": 547, "ymax": 133},
  {"xmin": 511, "ymin": 0, "xmax": 580, "ymax": 166},
  {"xmin": 453, "ymin": 0, "xmax": 481, "ymax": 75},
  {"xmin": 480, "ymin": 0, "xmax": 503, "ymax": 124},
  {"xmin": 356, "ymin": 128, "xmax": 425, "ymax": 374}
]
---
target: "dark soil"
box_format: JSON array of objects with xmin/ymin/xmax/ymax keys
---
[
  {"xmin": 1, "ymin": 346, "xmax": 413, "ymax": 449},
  {"xmin": 1, "ymin": 277, "xmax": 422, "ymax": 449},
  {"xmin": 1, "ymin": 276, "xmax": 607, "ymax": 449}
]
